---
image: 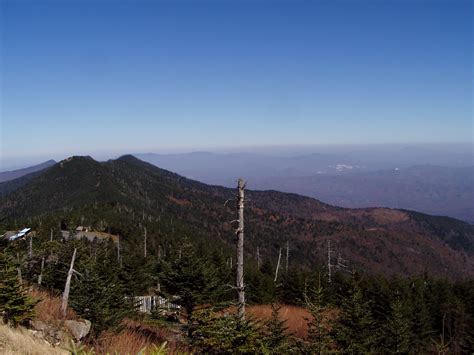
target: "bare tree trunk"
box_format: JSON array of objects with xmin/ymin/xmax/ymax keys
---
[
  {"xmin": 16, "ymin": 252, "xmax": 22, "ymax": 287},
  {"xmin": 28, "ymin": 235, "xmax": 33, "ymax": 259},
  {"xmin": 236, "ymin": 178, "xmax": 246, "ymax": 320},
  {"xmin": 61, "ymin": 248, "xmax": 77, "ymax": 317},
  {"xmin": 286, "ymin": 240, "xmax": 289, "ymax": 273},
  {"xmin": 143, "ymin": 227, "xmax": 147, "ymax": 258},
  {"xmin": 274, "ymin": 248, "xmax": 282, "ymax": 282},
  {"xmin": 257, "ymin": 246, "xmax": 261, "ymax": 270},
  {"xmin": 327, "ymin": 239, "xmax": 332, "ymax": 283},
  {"xmin": 17, "ymin": 267, "xmax": 23, "ymax": 287},
  {"xmin": 117, "ymin": 235, "xmax": 122, "ymax": 267},
  {"xmin": 38, "ymin": 256, "xmax": 45, "ymax": 285}
]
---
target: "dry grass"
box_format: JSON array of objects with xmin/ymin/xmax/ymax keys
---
[
  {"xmin": 247, "ymin": 304, "xmax": 338, "ymax": 339},
  {"xmin": 91, "ymin": 319, "xmax": 186, "ymax": 355},
  {"xmin": 29, "ymin": 289, "xmax": 77, "ymax": 326},
  {"xmin": 247, "ymin": 304, "xmax": 311, "ymax": 338},
  {"xmin": 93, "ymin": 329, "xmax": 157, "ymax": 355},
  {"xmin": 0, "ymin": 323, "xmax": 68, "ymax": 355}
]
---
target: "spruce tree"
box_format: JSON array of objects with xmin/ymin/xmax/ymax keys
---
[
  {"xmin": 382, "ymin": 296, "xmax": 412, "ymax": 354},
  {"xmin": 159, "ymin": 242, "xmax": 220, "ymax": 337},
  {"xmin": 334, "ymin": 275, "xmax": 376, "ymax": 353},
  {"xmin": 192, "ymin": 308, "xmax": 267, "ymax": 354},
  {"xmin": 279, "ymin": 268, "xmax": 306, "ymax": 305},
  {"xmin": 410, "ymin": 278, "xmax": 433, "ymax": 352},
  {"xmin": 69, "ymin": 246, "xmax": 133, "ymax": 336},
  {"xmin": 303, "ymin": 276, "xmax": 333, "ymax": 354},
  {"xmin": 0, "ymin": 248, "xmax": 37, "ymax": 327},
  {"xmin": 264, "ymin": 302, "xmax": 291, "ymax": 353}
]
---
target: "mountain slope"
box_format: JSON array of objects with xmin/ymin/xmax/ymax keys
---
[
  {"xmin": 0, "ymin": 160, "xmax": 56, "ymax": 183},
  {"xmin": 0, "ymin": 155, "xmax": 473, "ymax": 279}
]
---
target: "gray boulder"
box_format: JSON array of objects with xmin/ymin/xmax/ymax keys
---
[{"xmin": 64, "ymin": 319, "xmax": 91, "ymax": 341}]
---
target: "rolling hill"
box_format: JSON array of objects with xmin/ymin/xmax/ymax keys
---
[{"xmin": 0, "ymin": 155, "xmax": 472, "ymax": 279}]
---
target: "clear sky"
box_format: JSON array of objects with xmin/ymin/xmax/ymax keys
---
[{"xmin": 0, "ymin": 0, "xmax": 472, "ymax": 167}]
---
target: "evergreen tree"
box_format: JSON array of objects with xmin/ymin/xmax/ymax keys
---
[
  {"xmin": 334, "ymin": 275, "xmax": 376, "ymax": 353},
  {"xmin": 264, "ymin": 302, "xmax": 291, "ymax": 353},
  {"xmin": 279, "ymin": 268, "xmax": 306, "ymax": 305},
  {"xmin": 382, "ymin": 296, "xmax": 412, "ymax": 354},
  {"xmin": 69, "ymin": 247, "xmax": 134, "ymax": 336},
  {"xmin": 0, "ymin": 247, "xmax": 37, "ymax": 327},
  {"xmin": 159, "ymin": 242, "xmax": 220, "ymax": 336},
  {"xmin": 303, "ymin": 276, "xmax": 333, "ymax": 354},
  {"xmin": 192, "ymin": 308, "xmax": 268, "ymax": 354},
  {"xmin": 410, "ymin": 278, "xmax": 433, "ymax": 352}
]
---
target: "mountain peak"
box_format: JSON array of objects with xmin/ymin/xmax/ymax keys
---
[
  {"xmin": 116, "ymin": 154, "xmax": 141, "ymax": 162},
  {"xmin": 60, "ymin": 155, "xmax": 94, "ymax": 163}
]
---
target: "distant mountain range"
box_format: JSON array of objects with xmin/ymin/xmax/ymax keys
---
[
  {"xmin": 135, "ymin": 152, "xmax": 474, "ymax": 223},
  {"xmin": 0, "ymin": 160, "xmax": 56, "ymax": 183},
  {"xmin": 250, "ymin": 165, "xmax": 474, "ymax": 223},
  {"xmin": 0, "ymin": 155, "xmax": 472, "ymax": 279},
  {"xmin": 2, "ymin": 153, "xmax": 473, "ymax": 222},
  {"xmin": 0, "ymin": 160, "xmax": 57, "ymax": 197}
]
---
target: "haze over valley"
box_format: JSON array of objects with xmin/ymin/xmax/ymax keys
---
[{"xmin": 135, "ymin": 144, "xmax": 474, "ymax": 222}]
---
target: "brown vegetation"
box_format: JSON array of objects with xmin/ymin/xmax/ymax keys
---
[
  {"xmin": 167, "ymin": 195, "xmax": 191, "ymax": 206},
  {"xmin": 91, "ymin": 319, "xmax": 186, "ymax": 355},
  {"xmin": 30, "ymin": 289, "xmax": 77, "ymax": 325},
  {"xmin": 247, "ymin": 304, "xmax": 338, "ymax": 339},
  {"xmin": 248, "ymin": 304, "xmax": 310, "ymax": 338}
]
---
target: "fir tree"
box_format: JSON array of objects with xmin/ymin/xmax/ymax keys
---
[
  {"xmin": 69, "ymin": 247, "xmax": 134, "ymax": 336},
  {"xmin": 410, "ymin": 278, "xmax": 433, "ymax": 352},
  {"xmin": 264, "ymin": 302, "xmax": 291, "ymax": 353},
  {"xmin": 382, "ymin": 296, "xmax": 412, "ymax": 354},
  {"xmin": 279, "ymin": 268, "xmax": 306, "ymax": 305},
  {"xmin": 303, "ymin": 276, "xmax": 333, "ymax": 354},
  {"xmin": 159, "ymin": 242, "xmax": 220, "ymax": 336},
  {"xmin": 0, "ymin": 248, "xmax": 37, "ymax": 327},
  {"xmin": 192, "ymin": 308, "xmax": 267, "ymax": 354},
  {"xmin": 334, "ymin": 275, "xmax": 376, "ymax": 354}
]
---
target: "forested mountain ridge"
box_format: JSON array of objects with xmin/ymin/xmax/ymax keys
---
[{"xmin": 0, "ymin": 155, "xmax": 472, "ymax": 279}]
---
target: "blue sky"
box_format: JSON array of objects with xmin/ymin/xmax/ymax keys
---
[{"xmin": 1, "ymin": 0, "xmax": 472, "ymax": 167}]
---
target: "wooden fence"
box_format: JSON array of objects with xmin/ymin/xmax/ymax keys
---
[{"xmin": 133, "ymin": 296, "xmax": 180, "ymax": 314}]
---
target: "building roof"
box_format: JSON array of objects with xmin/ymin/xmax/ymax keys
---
[{"xmin": 4, "ymin": 228, "xmax": 32, "ymax": 241}]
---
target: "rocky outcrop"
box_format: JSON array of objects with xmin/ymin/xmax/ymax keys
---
[
  {"xmin": 30, "ymin": 319, "xmax": 69, "ymax": 345},
  {"xmin": 30, "ymin": 318, "xmax": 91, "ymax": 343},
  {"xmin": 64, "ymin": 319, "xmax": 91, "ymax": 341}
]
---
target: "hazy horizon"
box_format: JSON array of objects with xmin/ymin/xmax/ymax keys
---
[{"xmin": 1, "ymin": 142, "xmax": 473, "ymax": 172}]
